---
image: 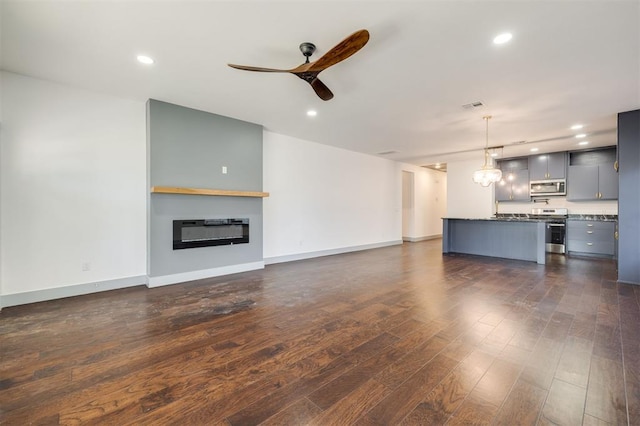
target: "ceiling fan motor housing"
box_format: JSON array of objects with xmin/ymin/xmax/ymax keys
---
[{"xmin": 299, "ymin": 42, "xmax": 316, "ymax": 61}]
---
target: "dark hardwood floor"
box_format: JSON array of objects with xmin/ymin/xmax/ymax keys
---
[{"xmin": 1, "ymin": 240, "xmax": 638, "ymax": 425}]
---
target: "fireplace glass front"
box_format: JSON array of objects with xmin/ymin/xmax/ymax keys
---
[{"xmin": 173, "ymin": 218, "xmax": 249, "ymax": 250}]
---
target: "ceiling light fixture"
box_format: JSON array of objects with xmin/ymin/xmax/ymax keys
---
[
  {"xmin": 571, "ymin": 124, "xmax": 583, "ymax": 130},
  {"xmin": 306, "ymin": 110, "xmax": 317, "ymax": 117},
  {"xmin": 472, "ymin": 115, "xmax": 502, "ymax": 187},
  {"xmin": 136, "ymin": 55, "xmax": 154, "ymax": 65},
  {"xmin": 575, "ymin": 133, "xmax": 587, "ymax": 138},
  {"xmin": 493, "ymin": 33, "xmax": 513, "ymax": 45}
]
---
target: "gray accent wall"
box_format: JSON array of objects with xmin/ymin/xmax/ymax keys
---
[
  {"xmin": 147, "ymin": 99, "xmax": 263, "ymax": 278},
  {"xmin": 617, "ymin": 109, "xmax": 640, "ymax": 285}
]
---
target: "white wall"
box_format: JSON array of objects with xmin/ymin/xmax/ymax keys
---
[
  {"xmin": 446, "ymin": 159, "xmax": 494, "ymax": 218},
  {"xmin": 263, "ymin": 131, "xmax": 402, "ymax": 262},
  {"xmin": 401, "ymin": 164, "xmax": 447, "ymax": 240},
  {"xmin": 446, "ymin": 157, "xmax": 618, "ymax": 217},
  {"xmin": 0, "ymin": 73, "xmax": 447, "ymax": 305},
  {"xmin": 0, "ymin": 72, "xmax": 147, "ymax": 301}
]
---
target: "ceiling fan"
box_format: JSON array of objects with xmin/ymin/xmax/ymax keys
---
[{"xmin": 228, "ymin": 29, "xmax": 370, "ymax": 101}]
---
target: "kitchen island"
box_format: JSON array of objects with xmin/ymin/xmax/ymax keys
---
[{"xmin": 442, "ymin": 218, "xmax": 546, "ymax": 264}]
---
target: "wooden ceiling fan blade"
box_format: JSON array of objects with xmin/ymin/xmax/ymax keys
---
[
  {"xmin": 310, "ymin": 78, "xmax": 334, "ymax": 101},
  {"xmin": 227, "ymin": 64, "xmax": 291, "ymax": 73},
  {"xmin": 307, "ymin": 29, "xmax": 369, "ymax": 72}
]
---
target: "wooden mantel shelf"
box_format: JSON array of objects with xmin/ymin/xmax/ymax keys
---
[{"xmin": 151, "ymin": 186, "xmax": 269, "ymax": 198}]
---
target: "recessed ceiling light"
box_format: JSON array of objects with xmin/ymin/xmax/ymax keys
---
[
  {"xmin": 571, "ymin": 124, "xmax": 583, "ymax": 130},
  {"xmin": 306, "ymin": 110, "xmax": 317, "ymax": 117},
  {"xmin": 493, "ymin": 33, "xmax": 513, "ymax": 45},
  {"xmin": 575, "ymin": 133, "xmax": 587, "ymax": 138},
  {"xmin": 530, "ymin": 148, "xmax": 539, "ymax": 152},
  {"xmin": 136, "ymin": 55, "xmax": 154, "ymax": 65},
  {"xmin": 579, "ymin": 141, "xmax": 590, "ymax": 146}
]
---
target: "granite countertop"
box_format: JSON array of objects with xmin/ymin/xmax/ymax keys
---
[
  {"xmin": 567, "ymin": 214, "xmax": 618, "ymax": 222},
  {"xmin": 443, "ymin": 217, "xmax": 546, "ymax": 222},
  {"xmin": 445, "ymin": 214, "xmax": 618, "ymax": 223}
]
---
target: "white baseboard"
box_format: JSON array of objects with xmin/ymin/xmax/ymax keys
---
[
  {"xmin": 264, "ymin": 240, "xmax": 403, "ymax": 265},
  {"xmin": 0, "ymin": 242, "xmax": 412, "ymax": 308},
  {"xmin": 402, "ymin": 234, "xmax": 442, "ymax": 242},
  {"xmin": 0, "ymin": 275, "xmax": 147, "ymax": 309},
  {"xmin": 147, "ymin": 261, "xmax": 265, "ymax": 288}
]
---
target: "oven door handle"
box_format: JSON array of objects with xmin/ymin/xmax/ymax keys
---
[{"xmin": 547, "ymin": 223, "xmax": 566, "ymax": 227}]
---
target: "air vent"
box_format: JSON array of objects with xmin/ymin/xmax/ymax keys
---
[
  {"xmin": 462, "ymin": 101, "xmax": 484, "ymax": 109},
  {"xmin": 376, "ymin": 150, "xmax": 398, "ymax": 155}
]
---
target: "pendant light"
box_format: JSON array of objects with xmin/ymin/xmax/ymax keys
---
[{"xmin": 472, "ymin": 115, "xmax": 503, "ymax": 187}]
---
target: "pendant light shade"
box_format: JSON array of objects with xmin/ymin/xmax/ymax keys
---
[{"xmin": 473, "ymin": 115, "xmax": 502, "ymax": 187}]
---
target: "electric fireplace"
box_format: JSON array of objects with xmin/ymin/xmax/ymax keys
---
[{"xmin": 173, "ymin": 218, "xmax": 249, "ymax": 250}]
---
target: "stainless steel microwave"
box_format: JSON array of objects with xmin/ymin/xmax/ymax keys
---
[{"xmin": 530, "ymin": 179, "xmax": 566, "ymax": 196}]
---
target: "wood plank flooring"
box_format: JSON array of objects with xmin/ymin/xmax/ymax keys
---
[{"xmin": 1, "ymin": 239, "xmax": 638, "ymax": 425}]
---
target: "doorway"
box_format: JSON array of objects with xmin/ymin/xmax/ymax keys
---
[{"xmin": 402, "ymin": 171, "xmax": 415, "ymax": 241}]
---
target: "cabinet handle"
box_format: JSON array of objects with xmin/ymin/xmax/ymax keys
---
[
  {"xmin": 615, "ymin": 231, "xmax": 619, "ymax": 240},
  {"xmin": 587, "ymin": 243, "xmax": 593, "ymax": 246},
  {"xmin": 587, "ymin": 231, "xmax": 593, "ymax": 234},
  {"xmin": 587, "ymin": 224, "xmax": 594, "ymax": 227}
]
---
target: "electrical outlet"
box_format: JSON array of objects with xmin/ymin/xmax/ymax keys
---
[
  {"xmin": 222, "ymin": 166, "xmax": 228, "ymax": 174},
  {"xmin": 82, "ymin": 262, "xmax": 91, "ymax": 271}
]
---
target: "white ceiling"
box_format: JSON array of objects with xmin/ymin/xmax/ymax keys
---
[{"xmin": 2, "ymin": 1, "xmax": 639, "ymax": 165}]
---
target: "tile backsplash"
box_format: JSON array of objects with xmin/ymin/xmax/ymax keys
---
[{"xmin": 494, "ymin": 197, "xmax": 618, "ymax": 215}]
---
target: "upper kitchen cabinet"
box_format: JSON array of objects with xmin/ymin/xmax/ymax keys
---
[
  {"xmin": 496, "ymin": 158, "xmax": 530, "ymax": 202},
  {"xmin": 529, "ymin": 152, "xmax": 567, "ymax": 180},
  {"xmin": 567, "ymin": 147, "xmax": 618, "ymax": 201}
]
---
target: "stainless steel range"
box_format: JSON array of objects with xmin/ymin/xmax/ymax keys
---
[{"xmin": 531, "ymin": 208, "xmax": 568, "ymax": 254}]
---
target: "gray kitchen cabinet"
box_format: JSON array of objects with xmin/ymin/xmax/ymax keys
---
[
  {"xmin": 495, "ymin": 165, "xmax": 529, "ymax": 201},
  {"xmin": 494, "ymin": 176, "xmax": 511, "ymax": 201},
  {"xmin": 567, "ymin": 220, "xmax": 616, "ymax": 257},
  {"xmin": 567, "ymin": 165, "xmax": 598, "ymax": 200},
  {"xmin": 529, "ymin": 151, "xmax": 567, "ymax": 180},
  {"xmin": 598, "ymin": 162, "xmax": 618, "ymax": 199},
  {"xmin": 567, "ymin": 147, "xmax": 617, "ymax": 200},
  {"xmin": 495, "ymin": 159, "xmax": 529, "ymax": 201}
]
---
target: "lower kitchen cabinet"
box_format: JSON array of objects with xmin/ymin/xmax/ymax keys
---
[{"xmin": 567, "ymin": 220, "xmax": 616, "ymax": 258}]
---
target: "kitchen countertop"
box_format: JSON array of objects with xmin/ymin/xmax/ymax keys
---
[
  {"xmin": 444, "ymin": 217, "xmax": 547, "ymax": 222},
  {"xmin": 446, "ymin": 214, "xmax": 619, "ymax": 223},
  {"xmin": 567, "ymin": 214, "xmax": 618, "ymax": 222}
]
